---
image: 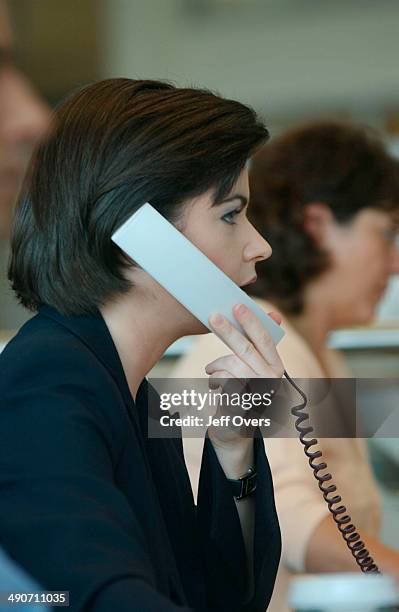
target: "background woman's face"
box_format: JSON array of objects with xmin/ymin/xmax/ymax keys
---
[
  {"xmin": 180, "ymin": 168, "xmax": 272, "ymax": 291},
  {"xmin": 319, "ymin": 208, "xmax": 399, "ymax": 327}
]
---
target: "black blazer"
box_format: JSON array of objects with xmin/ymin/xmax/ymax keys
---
[{"xmin": 0, "ymin": 306, "xmax": 281, "ymax": 611}]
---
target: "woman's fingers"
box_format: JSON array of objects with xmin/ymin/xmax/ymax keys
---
[
  {"xmin": 267, "ymin": 310, "xmax": 282, "ymax": 326},
  {"xmin": 208, "ymin": 370, "xmax": 236, "ymax": 390},
  {"xmin": 233, "ymin": 304, "xmax": 284, "ymax": 375},
  {"xmin": 205, "ymin": 354, "xmax": 255, "ymax": 383},
  {"xmin": 209, "ymin": 312, "xmax": 268, "ymax": 375},
  {"xmin": 208, "ymin": 305, "xmax": 284, "ymax": 378}
]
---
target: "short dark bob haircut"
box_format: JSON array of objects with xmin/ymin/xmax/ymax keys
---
[
  {"xmin": 9, "ymin": 78, "xmax": 269, "ymax": 315},
  {"xmin": 249, "ymin": 121, "xmax": 399, "ymax": 315}
]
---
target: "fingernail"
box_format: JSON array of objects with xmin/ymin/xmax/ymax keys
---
[
  {"xmin": 210, "ymin": 314, "xmax": 223, "ymax": 327},
  {"xmin": 236, "ymin": 304, "xmax": 247, "ymax": 315}
]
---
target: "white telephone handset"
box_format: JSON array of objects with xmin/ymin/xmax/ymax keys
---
[{"xmin": 111, "ymin": 203, "xmax": 285, "ymax": 345}]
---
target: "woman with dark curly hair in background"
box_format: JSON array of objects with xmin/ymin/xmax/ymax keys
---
[{"xmin": 174, "ymin": 121, "xmax": 399, "ymax": 611}]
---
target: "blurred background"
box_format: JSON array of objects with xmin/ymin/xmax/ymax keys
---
[
  {"xmin": 0, "ymin": 0, "xmax": 398, "ymax": 546},
  {"xmin": 2, "ymin": 0, "xmax": 399, "ymax": 330}
]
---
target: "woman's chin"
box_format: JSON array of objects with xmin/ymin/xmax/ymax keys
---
[{"xmin": 345, "ymin": 305, "xmax": 376, "ymax": 328}]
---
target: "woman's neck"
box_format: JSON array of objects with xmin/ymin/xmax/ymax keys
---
[
  {"xmin": 100, "ymin": 282, "xmax": 193, "ymax": 401},
  {"xmin": 288, "ymin": 283, "xmax": 335, "ymax": 369}
]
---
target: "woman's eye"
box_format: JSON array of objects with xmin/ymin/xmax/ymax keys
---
[{"xmin": 221, "ymin": 208, "xmax": 241, "ymax": 225}]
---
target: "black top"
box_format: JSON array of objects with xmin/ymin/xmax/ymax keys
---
[{"xmin": 0, "ymin": 305, "xmax": 281, "ymax": 611}]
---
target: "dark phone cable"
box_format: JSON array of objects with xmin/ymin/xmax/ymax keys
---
[{"xmin": 283, "ymin": 369, "xmax": 380, "ymax": 574}]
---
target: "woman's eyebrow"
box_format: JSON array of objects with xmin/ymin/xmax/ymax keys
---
[{"xmin": 221, "ymin": 195, "xmax": 248, "ymax": 206}]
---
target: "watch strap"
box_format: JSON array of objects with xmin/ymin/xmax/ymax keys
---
[{"xmin": 227, "ymin": 467, "xmax": 257, "ymax": 500}]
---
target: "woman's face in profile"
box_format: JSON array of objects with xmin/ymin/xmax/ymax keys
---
[
  {"xmin": 179, "ymin": 168, "xmax": 272, "ymax": 291},
  {"xmin": 319, "ymin": 207, "xmax": 399, "ymax": 326},
  {"xmin": 121, "ymin": 167, "xmax": 272, "ymax": 337}
]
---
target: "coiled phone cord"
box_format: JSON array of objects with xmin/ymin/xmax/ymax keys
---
[{"xmin": 283, "ymin": 369, "xmax": 380, "ymax": 574}]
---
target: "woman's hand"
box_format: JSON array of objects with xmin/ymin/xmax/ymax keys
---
[
  {"xmin": 206, "ymin": 304, "xmax": 284, "ymax": 384},
  {"xmin": 205, "ymin": 303, "xmax": 284, "ymax": 464}
]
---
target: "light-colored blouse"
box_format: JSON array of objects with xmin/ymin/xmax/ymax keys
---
[{"xmin": 170, "ymin": 298, "xmax": 381, "ymax": 612}]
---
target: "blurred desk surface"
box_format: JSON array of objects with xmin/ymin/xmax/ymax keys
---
[
  {"xmin": 328, "ymin": 321, "xmax": 399, "ymax": 379},
  {"xmin": 162, "ymin": 321, "xmax": 399, "ymax": 358},
  {"xmin": 329, "ymin": 320, "xmax": 399, "ymax": 350}
]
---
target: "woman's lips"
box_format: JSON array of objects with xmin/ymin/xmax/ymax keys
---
[{"xmin": 241, "ymin": 275, "xmax": 257, "ymax": 287}]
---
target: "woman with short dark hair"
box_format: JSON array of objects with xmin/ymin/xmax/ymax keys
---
[{"xmin": 0, "ymin": 79, "xmax": 283, "ymax": 611}]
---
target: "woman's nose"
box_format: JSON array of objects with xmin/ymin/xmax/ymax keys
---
[{"xmin": 243, "ymin": 225, "xmax": 272, "ymax": 262}]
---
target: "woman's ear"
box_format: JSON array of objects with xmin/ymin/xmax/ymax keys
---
[{"xmin": 303, "ymin": 202, "xmax": 335, "ymax": 245}]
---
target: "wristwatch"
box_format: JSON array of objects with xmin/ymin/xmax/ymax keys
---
[{"xmin": 227, "ymin": 467, "xmax": 257, "ymax": 501}]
